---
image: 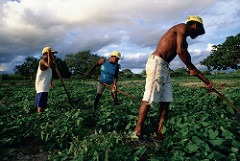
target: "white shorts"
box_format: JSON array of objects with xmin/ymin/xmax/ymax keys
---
[{"xmin": 142, "ymin": 55, "xmax": 173, "ymax": 105}]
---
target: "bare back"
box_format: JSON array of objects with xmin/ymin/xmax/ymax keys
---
[{"xmin": 152, "ymin": 23, "xmax": 188, "ymax": 64}]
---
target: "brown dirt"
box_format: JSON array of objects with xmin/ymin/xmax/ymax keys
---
[
  {"xmin": 180, "ymin": 82, "xmax": 203, "ymax": 88},
  {"xmin": 9, "ymin": 140, "xmax": 48, "ymax": 161}
]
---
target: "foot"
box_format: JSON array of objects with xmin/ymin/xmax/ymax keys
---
[
  {"xmin": 126, "ymin": 131, "xmax": 146, "ymax": 141},
  {"xmin": 151, "ymin": 133, "xmax": 166, "ymax": 141},
  {"xmin": 128, "ymin": 131, "xmax": 139, "ymax": 140}
]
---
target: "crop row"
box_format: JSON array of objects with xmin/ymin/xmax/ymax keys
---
[{"xmin": 0, "ymin": 80, "xmax": 240, "ymax": 160}]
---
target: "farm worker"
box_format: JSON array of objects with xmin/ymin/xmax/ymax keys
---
[
  {"xmin": 86, "ymin": 51, "xmax": 121, "ymax": 111},
  {"xmin": 35, "ymin": 46, "xmax": 57, "ymax": 113},
  {"xmin": 132, "ymin": 15, "xmax": 214, "ymax": 140}
]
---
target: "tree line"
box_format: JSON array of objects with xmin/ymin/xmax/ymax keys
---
[
  {"xmin": 1, "ymin": 33, "xmax": 240, "ymax": 81},
  {"xmin": 201, "ymin": 33, "xmax": 240, "ymax": 70}
]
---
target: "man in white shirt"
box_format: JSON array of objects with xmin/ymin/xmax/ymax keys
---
[{"xmin": 35, "ymin": 46, "xmax": 57, "ymax": 112}]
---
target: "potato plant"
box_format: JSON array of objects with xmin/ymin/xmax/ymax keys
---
[{"xmin": 0, "ymin": 78, "xmax": 240, "ymax": 160}]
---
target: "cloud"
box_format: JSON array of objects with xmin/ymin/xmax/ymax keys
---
[
  {"xmin": 0, "ymin": 63, "xmax": 8, "ymax": 71},
  {"xmin": 121, "ymin": 52, "xmax": 149, "ymax": 69},
  {"xmin": 0, "ymin": 0, "xmax": 240, "ymax": 73},
  {"xmin": 206, "ymin": 43, "xmax": 214, "ymax": 52}
]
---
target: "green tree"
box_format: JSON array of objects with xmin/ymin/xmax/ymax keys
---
[
  {"xmin": 14, "ymin": 56, "xmax": 38, "ymax": 80},
  {"xmin": 173, "ymin": 67, "xmax": 188, "ymax": 76},
  {"xmin": 1, "ymin": 73, "xmax": 10, "ymax": 80},
  {"xmin": 52, "ymin": 57, "xmax": 72, "ymax": 79},
  {"xmin": 201, "ymin": 33, "xmax": 240, "ymax": 71},
  {"xmin": 121, "ymin": 69, "xmax": 134, "ymax": 78},
  {"xmin": 65, "ymin": 50, "xmax": 101, "ymax": 74},
  {"xmin": 139, "ymin": 69, "xmax": 146, "ymax": 78},
  {"xmin": 14, "ymin": 56, "xmax": 71, "ymax": 80}
]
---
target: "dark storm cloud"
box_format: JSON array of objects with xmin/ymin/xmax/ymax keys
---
[{"xmin": 0, "ymin": 0, "xmax": 240, "ymax": 73}]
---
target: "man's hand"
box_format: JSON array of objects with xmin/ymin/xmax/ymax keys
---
[
  {"xmin": 47, "ymin": 50, "xmax": 55, "ymax": 67},
  {"xmin": 47, "ymin": 50, "xmax": 54, "ymax": 59},
  {"xmin": 50, "ymin": 82, "xmax": 54, "ymax": 89},
  {"xmin": 205, "ymin": 80, "xmax": 213, "ymax": 90},
  {"xmin": 112, "ymin": 84, "xmax": 117, "ymax": 91},
  {"xmin": 98, "ymin": 58, "xmax": 105, "ymax": 65},
  {"xmin": 196, "ymin": 73, "xmax": 214, "ymax": 90}
]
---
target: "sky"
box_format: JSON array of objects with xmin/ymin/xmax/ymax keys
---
[{"xmin": 0, "ymin": 0, "xmax": 240, "ymax": 74}]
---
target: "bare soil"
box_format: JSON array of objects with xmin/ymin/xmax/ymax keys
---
[{"xmin": 9, "ymin": 140, "xmax": 48, "ymax": 161}]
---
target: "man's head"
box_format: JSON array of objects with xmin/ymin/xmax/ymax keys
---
[
  {"xmin": 110, "ymin": 50, "xmax": 121, "ymax": 63},
  {"xmin": 42, "ymin": 46, "xmax": 57, "ymax": 55},
  {"xmin": 186, "ymin": 15, "xmax": 205, "ymax": 39},
  {"xmin": 111, "ymin": 51, "xmax": 121, "ymax": 59}
]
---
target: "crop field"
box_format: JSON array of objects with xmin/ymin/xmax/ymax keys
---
[{"xmin": 1, "ymin": 74, "xmax": 240, "ymax": 161}]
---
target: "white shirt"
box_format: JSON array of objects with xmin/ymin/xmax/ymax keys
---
[{"xmin": 35, "ymin": 63, "xmax": 52, "ymax": 93}]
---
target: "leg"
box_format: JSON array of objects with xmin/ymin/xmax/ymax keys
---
[
  {"xmin": 93, "ymin": 82, "xmax": 105, "ymax": 111},
  {"xmin": 36, "ymin": 92, "xmax": 48, "ymax": 113},
  {"xmin": 93, "ymin": 93, "xmax": 102, "ymax": 111},
  {"xmin": 157, "ymin": 102, "xmax": 170, "ymax": 135},
  {"xmin": 133, "ymin": 101, "xmax": 150, "ymax": 137},
  {"xmin": 111, "ymin": 91, "xmax": 119, "ymax": 105},
  {"xmin": 133, "ymin": 55, "xmax": 158, "ymax": 137},
  {"xmin": 37, "ymin": 107, "xmax": 42, "ymax": 113}
]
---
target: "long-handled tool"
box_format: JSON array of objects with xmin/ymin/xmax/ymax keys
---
[
  {"xmin": 197, "ymin": 75, "xmax": 240, "ymax": 112},
  {"xmin": 51, "ymin": 53, "xmax": 73, "ymax": 107},
  {"xmin": 79, "ymin": 71, "xmax": 141, "ymax": 102},
  {"xmin": 100, "ymin": 81, "xmax": 142, "ymax": 102}
]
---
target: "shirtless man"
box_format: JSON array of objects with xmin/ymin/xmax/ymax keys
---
[{"xmin": 133, "ymin": 15, "xmax": 213, "ymax": 139}]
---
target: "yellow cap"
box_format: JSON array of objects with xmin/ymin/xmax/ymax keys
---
[
  {"xmin": 186, "ymin": 15, "xmax": 203, "ymax": 24},
  {"xmin": 110, "ymin": 50, "xmax": 121, "ymax": 59},
  {"xmin": 41, "ymin": 46, "xmax": 57, "ymax": 54}
]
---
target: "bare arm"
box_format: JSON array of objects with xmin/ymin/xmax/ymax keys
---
[
  {"xmin": 86, "ymin": 58, "xmax": 105, "ymax": 76},
  {"xmin": 112, "ymin": 77, "xmax": 118, "ymax": 90},
  {"xmin": 176, "ymin": 31, "xmax": 195, "ymax": 70},
  {"xmin": 112, "ymin": 64, "xmax": 119, "ymax": 90},
  {"xmin": 40, "ymin": 51, "xmax": 53, "ymax": 71},
  {"xmin": 176, "ymin": 30, "xmax": 212, "ymax": 86}
]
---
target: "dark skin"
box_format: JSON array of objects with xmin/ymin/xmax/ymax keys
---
[
  {"xmin": 134, "ymin": 22, "xmax": 213, "ymax": 138},
  {"xmin": 40, "ymin": 50, "xmax": 53, "ymax": 70}
]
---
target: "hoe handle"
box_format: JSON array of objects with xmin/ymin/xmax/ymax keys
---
[
  {"xmin": 51, "ymin": 53, "xmax": 73, "ymax": 107},
  {"xmin": 211, "ymin": 88, "xmax": 240, "ymax": 112},
  {"xmin": 100, "ymin": 81, "xmax": 142, "ymax": 102},
  {"xmin": 196, "ymin": 74, "xmax": 211, "ymax": 85},
  {"xmin": 197, "ymin": 75, "xmax": 240, "ymax": 112},
  {"xmin": 80, "ymin": 71, "xmax": 141, "ymax": 102}
]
